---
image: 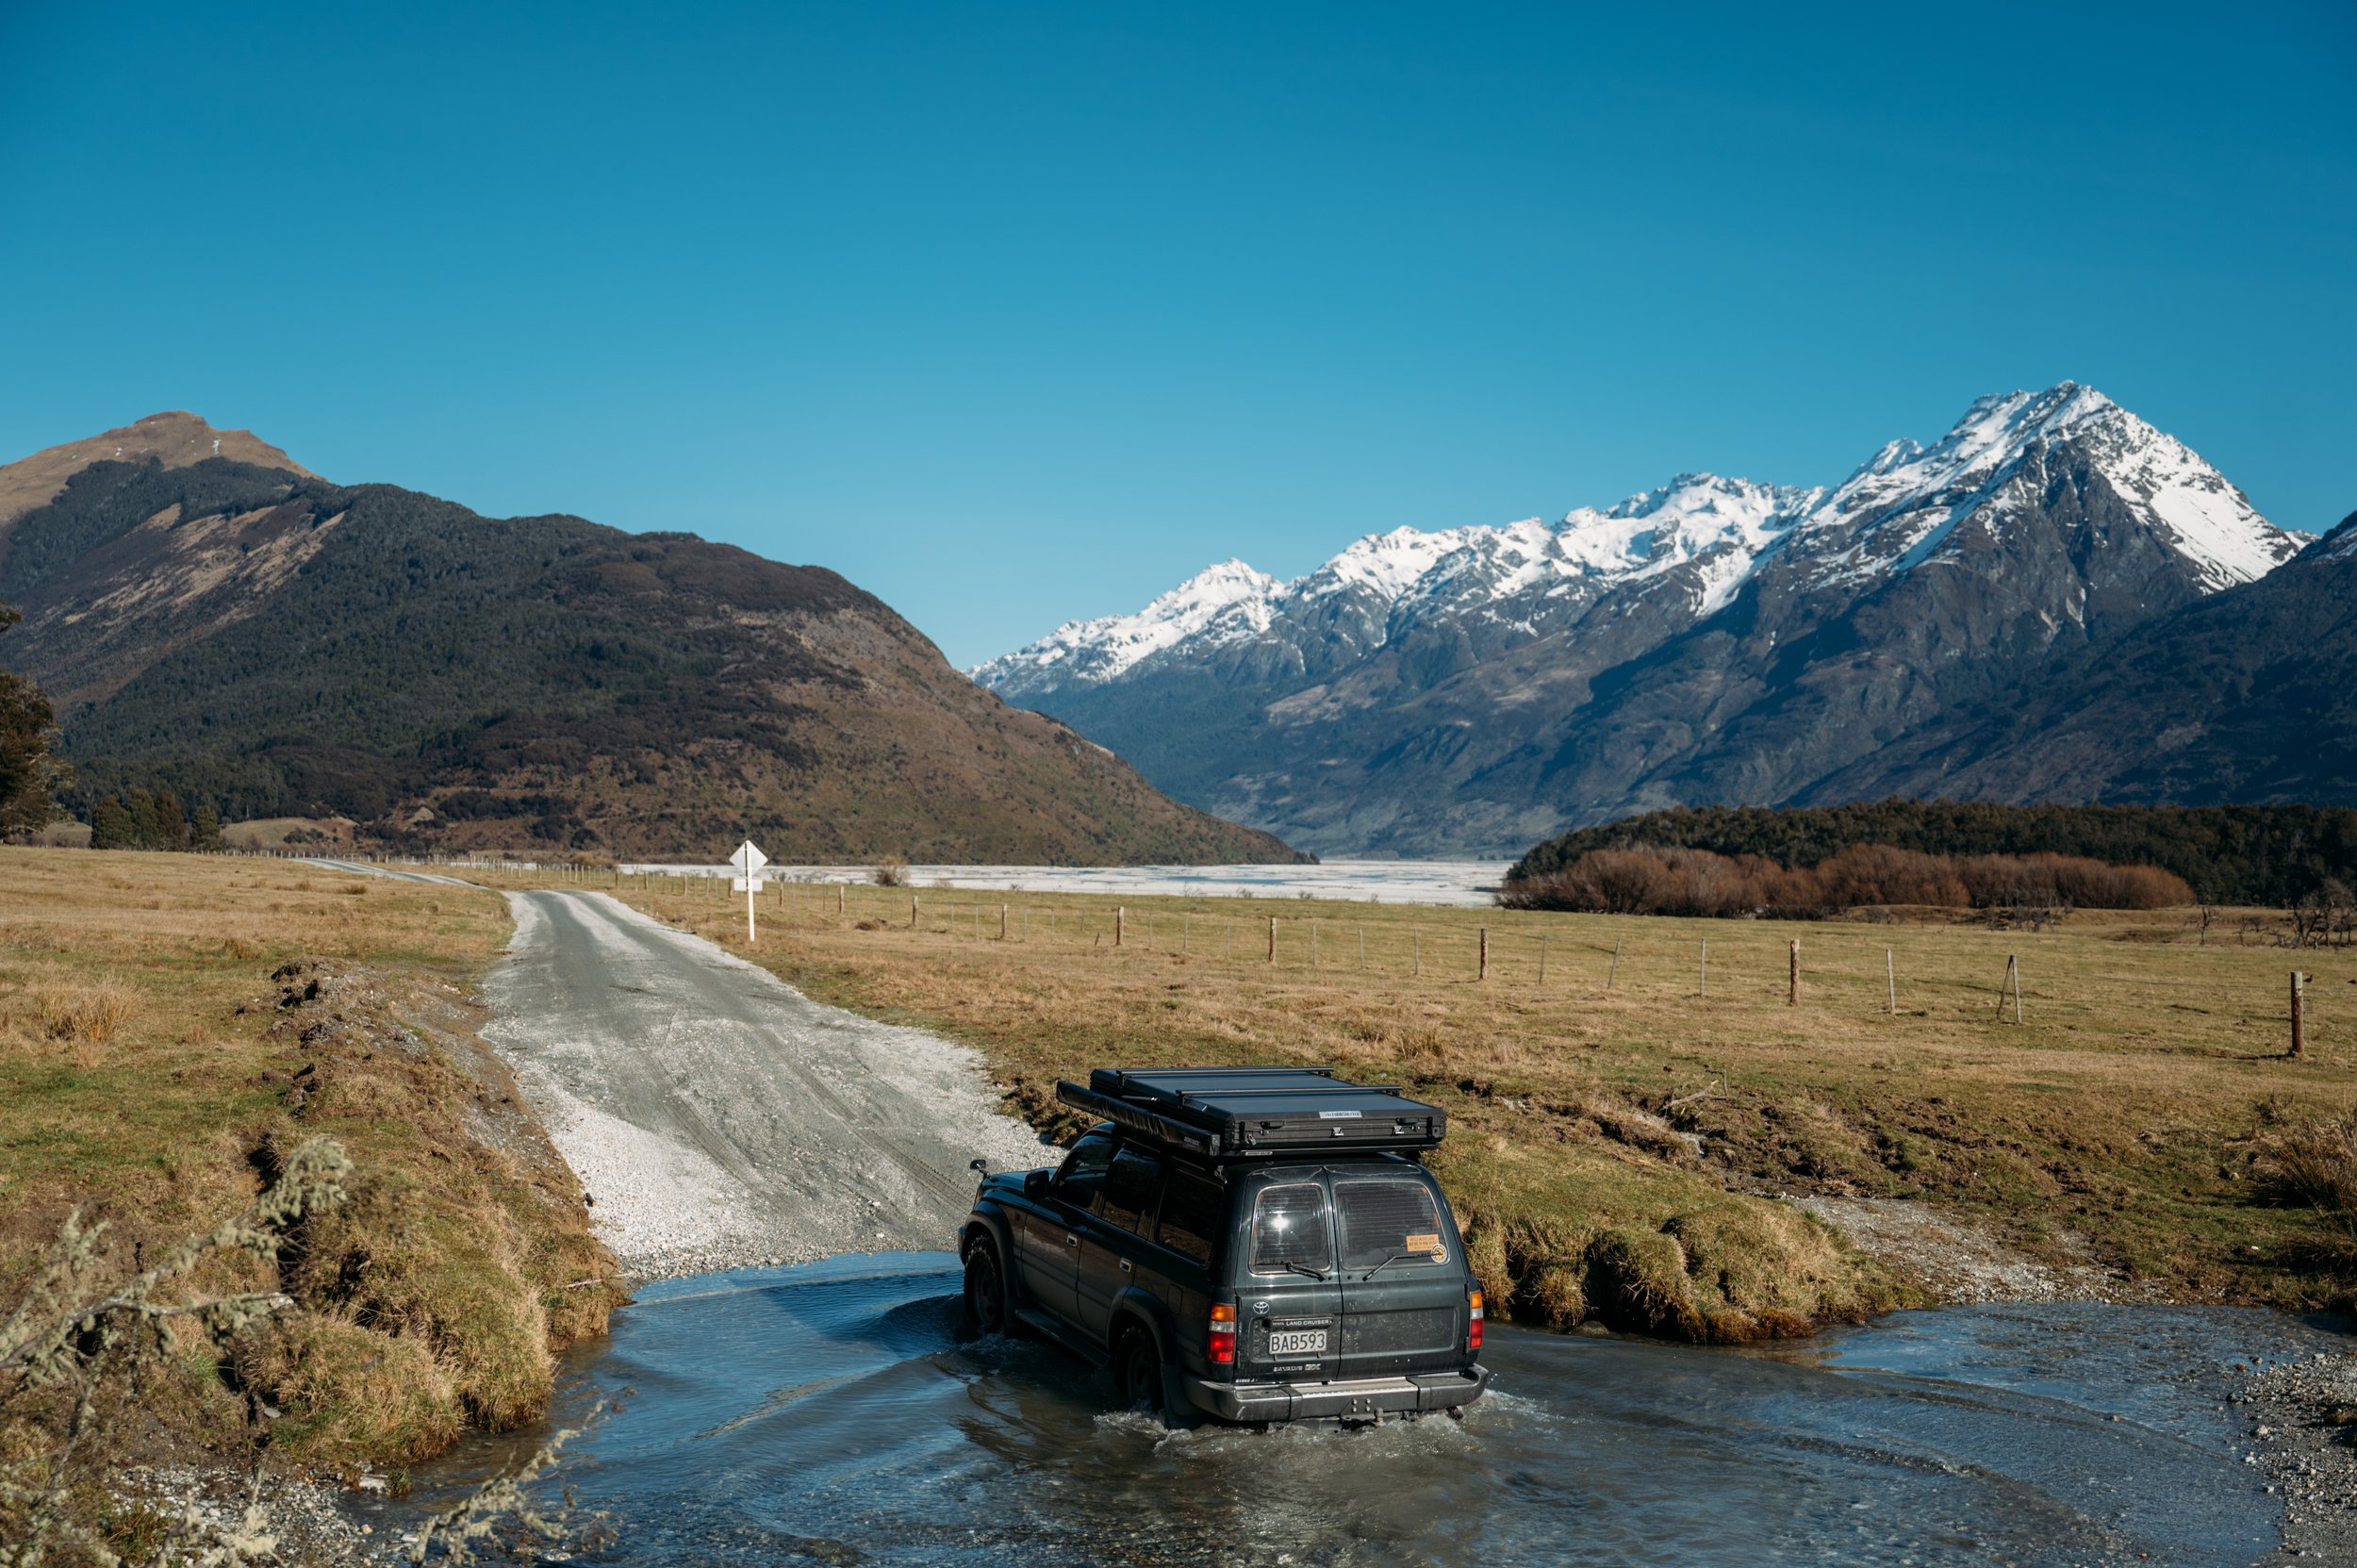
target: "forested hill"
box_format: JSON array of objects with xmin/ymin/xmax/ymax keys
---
[
  {"xmin": 0, "ymin": 419, "xmax": 1305, "ymax": 865},
  {"xmin": 1506, "ymin": 801, "xmax": 2357, "ymax": 907}
]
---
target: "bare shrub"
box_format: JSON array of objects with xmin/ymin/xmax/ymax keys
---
[
  {"xmin": 1814, "ymin": 844, "xmax": 1967, "ymax": 908},
  {"xmin": 0, "ymin": 1138, "xmax": 352, "ymax": 1565},
  {"xmin": 1495, "ymin": 849, "xmax": 1673, "ymax": 914},
  {"xmin": 871, "ymin": 856, "xmax": 910, "ymax": 888}
]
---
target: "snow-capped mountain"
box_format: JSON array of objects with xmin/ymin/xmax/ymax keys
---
[
  {"xmin": 976, "ymin": 472, "xmax": 1824, "ymax": 699},
  {"xmin": 979, "ymin": 383, "xmax": 2294, "ymax": 704},
  {"xmin": 975, "ymin": 383, "xmax": 2314, "ymax": 858},
  {"xmin": 1789, "ymin": 383, "xmax": 2295, "ymax": 592}
]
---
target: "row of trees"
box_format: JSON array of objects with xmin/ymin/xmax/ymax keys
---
[
  {"xmin": 1508, "ymin": 799, "xmax": 2357, "ymax": 907},
  {"xmin": 89, "ymin": 787, "xmax": 224, "ymax": 850},
  {"xmin": 0, "ymin": 602, "xmax": 69, "ymax": 836},
  {"xmin": 1497, "ymin": 843, "xmax": 2194, "ymax": 918}
]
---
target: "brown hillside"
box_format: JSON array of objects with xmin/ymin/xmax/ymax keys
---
[{"xmin": 0, "ymin": 424, "xmax": 1302, "ymax": 865}]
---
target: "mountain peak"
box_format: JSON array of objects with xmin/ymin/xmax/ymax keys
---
[
  {"xmin": 0, "ymin": 412, "xmax": 317, "ymax": 536},
  {"xmin": 2309, "ymin": 509, "xmax": 2357, "ymax": 563}
]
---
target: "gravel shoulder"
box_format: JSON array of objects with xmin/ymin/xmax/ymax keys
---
[{"xmin": 482, "ymin": 890, "xmax": 1050, "ymax": 1279}]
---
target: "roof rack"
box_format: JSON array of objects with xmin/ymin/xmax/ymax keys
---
[{"xmin": 1058, "ymin": 1066, "xmax": 1447, "ymax": 1159}]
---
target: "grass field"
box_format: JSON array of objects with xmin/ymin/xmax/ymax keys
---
[
  {"xmin": 531, "ymin": 867, "xmax": 2357, "ymax": 1340},
  {"xmin": 0, "ymin": 847, "xmax": 619, "ymax": 1484}
]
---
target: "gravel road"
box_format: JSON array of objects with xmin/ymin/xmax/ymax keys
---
[
  {"xmin": 300, "ymin": 857, "xmax": 481, "ymax": 887},
  {"xmin": 480, "ymin": 890, "xmax": 1049, "ymax": 1279}
]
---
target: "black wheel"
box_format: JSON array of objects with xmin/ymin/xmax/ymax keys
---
[
  {"xmin": 1114, "ymin": 1329, "xmax": 1163, "ymax": 1414},
  {"xmin": 963, "ymin": 1244, "xmax": 1007, "ymax": 1336}
]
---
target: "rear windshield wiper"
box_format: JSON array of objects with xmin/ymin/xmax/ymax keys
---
[
  {"xmin": 1279, "ymin": 1259, "xmax": 1329, "ymax": 1281},
  {"xmin": 1360, "ymin": 1250, "xmax": 1421, "ymax": 1281}
]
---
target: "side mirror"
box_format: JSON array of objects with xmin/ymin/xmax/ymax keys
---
[
  {"xmin": 1023, "ymin": 1170, "xmax": 1048, "ymax": 1197},
  {"xmin": 968, "ymin": 1158, "xmax": 990, "ymax": 1175}
]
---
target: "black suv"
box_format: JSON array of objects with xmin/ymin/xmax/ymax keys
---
[{"xmin": 957, "ymin": 1067, "xmax": 1491, "ymax": 1425}]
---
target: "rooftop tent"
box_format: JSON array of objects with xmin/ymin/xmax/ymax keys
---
[{"xmin": 1057, "ymin": 1066, "xmax": 1447, "ymax": 1159}]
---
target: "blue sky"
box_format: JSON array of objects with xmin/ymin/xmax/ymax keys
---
[{"xmin": 3, "ymin": 2, "xmax": 2350, "ymax": 667}]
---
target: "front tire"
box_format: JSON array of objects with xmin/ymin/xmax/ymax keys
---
[{"xmin": 963, "ymin": 1244, "xmax": 1008, "ymax": 1336}]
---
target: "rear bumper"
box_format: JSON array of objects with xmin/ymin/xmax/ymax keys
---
[{"xmin": 1179, "ymin": 1364, "xmax": 1491, "ymax": 1424}]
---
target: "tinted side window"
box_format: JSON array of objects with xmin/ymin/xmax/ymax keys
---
[
  {"xmin": 1333, "ymin": 1179, "xmax": 1448, "ymax": 1270},
  {"xmin": 1099, "ymin": 1147, "xmax": 1164, "ymax": 1233},
  {"xmin": 1249, "ymin": 1182, "xmax": 1332, "ymax": 1275},
  {"xmin": 1156, "ymin": 1164, "xmax": 1224, "ymax": 1263},
  {"xmin": 1049, "ymin": 1133, "xmax": 1117, "ymax": 1211}
]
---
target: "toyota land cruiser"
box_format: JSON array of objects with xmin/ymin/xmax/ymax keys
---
[{"xmin": 957, "ymin": 1066, "xmax": 1491, "ymax": 1426}]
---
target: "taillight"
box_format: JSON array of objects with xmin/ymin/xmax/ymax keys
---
[
  {"xmin": 1467, "ymin": 1290, "xmax": 1484, "ymax": 1354},
  {"xmin": 1209, "ymin": 1302, "xmax": 1237, "ymax": 1366}
]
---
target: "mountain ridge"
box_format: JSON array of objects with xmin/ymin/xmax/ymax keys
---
[{"xmin": 976, "ymin": 384, "xmax": 2319, "ymax": 857}]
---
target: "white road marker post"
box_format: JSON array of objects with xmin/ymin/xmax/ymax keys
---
[{"xmin": 730, "ymin": 838, "xmax": 768, "ymax": 944}]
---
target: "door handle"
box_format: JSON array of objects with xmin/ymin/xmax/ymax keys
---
[
  {"xmin": 1064, "ymin": 1233, "xmax": 1079, "ymax": 1247},
  {"xmin": 1119, "ymin": 1259, "xmax": 1132, "ymax": 1275}
]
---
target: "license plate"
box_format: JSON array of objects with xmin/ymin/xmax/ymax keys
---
[{"xmin": 1268, "ymin": 1328, "xmax": 1327, "ymax": 1357}]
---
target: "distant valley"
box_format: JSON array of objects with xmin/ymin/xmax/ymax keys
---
[
  {"xmin": 977, "ymin": 384, "xmax": 2347, "ymax": 858},
  {"xmin": 0, "ymin": 413, "xmax": 1301, "ymax": 864}
]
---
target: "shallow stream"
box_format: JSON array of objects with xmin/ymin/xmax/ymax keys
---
[{"xmin": 371, "ymin": 1252, "xmax": 2336, "ymax": 1566}]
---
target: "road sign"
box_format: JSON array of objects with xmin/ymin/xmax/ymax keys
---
[{"xmin": 733, "ymin": 840, "xmax": 767, "ymax": 942}]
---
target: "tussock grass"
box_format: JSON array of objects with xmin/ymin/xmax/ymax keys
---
[
  {"xmin": 541, "ymin": 870, "xmax": 2355, "ymax": 1332},
  {"xmin": 2255, "ymin": 1111, "xmax": 2357, "ymax": 1219},
  {"xmin": 37, "ymin": 978, "xmax": 139, "ymax": 1044}
]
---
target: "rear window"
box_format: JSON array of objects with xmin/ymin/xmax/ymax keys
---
[
  {"xmin": 1249, "ymin": 1182, "xmax": 1332, "ymax": 1275},
  {"xmin": 1098, "ymin": 1147, "xmax": 1163, "ymax": 1233},
  {"xmin": 1155, "ymin": 1164, "xmax": 1224, "ymax": 1263},
  {"xmin": 1333, "ymin": 1180, "xmax": 1448, "ymax": 1270}
]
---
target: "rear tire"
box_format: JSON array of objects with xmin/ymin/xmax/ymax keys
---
[
  {"xmin": 963, "ymin": 1243, "xmax": 1008, "ymax": 1336},
  {"xmin": 1113, "ymin": 1329, "xmax": 1164, "ymax": 1416}
]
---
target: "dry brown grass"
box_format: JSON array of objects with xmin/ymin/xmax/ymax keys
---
[
  {"xmin": 2255, "ymin": 1110, "xmax": 2357, "ymax": 1218},
  {"xmin": 0, "ymin": 846, "xmax": 621, "ymax": 1474},
  {"xmin": 510, "ymin": 869, "xmax": 2355, "ymax": 1333},
  {"xmin": 36, "ymin": 979, "xmax": 139, "ymax": 1044}
]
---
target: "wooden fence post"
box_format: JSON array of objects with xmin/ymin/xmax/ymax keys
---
[
  {"xmin": 1788, "ymin": 939, "xmax": 1799, "ymax": 1007},
  {"xmin": 1479, "ymin": 927, "xmax": 1489, "ymax": 982},
  {"xmin": 1998, "ymin": 954, "xmax": 2022, "ymax": 1023},
  {"xmin": 1539, "ymin": 935, "xmax": 1547, "ymax": 985},
  {"xmin": 1699, "ymin": 940, "xmax": 1707, "ymax": 998},
  {"xmin": 1413, "ymin": 929, "xmax": 1421, "ymax": 978},
  {"xmin": 1608, "ymin": 938, "xmax": 1621, "ymax": 989},
  {"xmin": 999, "ymin": 904, "xmax": 1008, "ymax": 940},
  {"xmin": 1116, "ymin": 906, "xmax": 1125, "ymax": 947},
  {"xmin": 1887, "ymin": 949, "xmax": 1896, "ymax": 1015},
  {"xmin": 2292, "ymin": 970, "xmax": 2307, "ymax": 1060},
  {"xmin": 911, "ymin": 894, "xmax": 919, "ymax": 929},
  {"xmin": 1183, "ymin": 914, "xmax": 1190, "ymax": 953},
  {"xmin": 1267, "ymin": 916, "xmax": 1276, "ymax": 964}
]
